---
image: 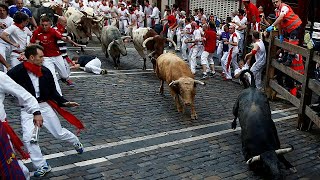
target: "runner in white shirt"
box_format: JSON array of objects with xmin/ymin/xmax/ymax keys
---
[
  {"xmin": 244, "ymin": 31, "xmax": 266, "ymax": 90},
  {"xmin": 0, "ymin": 12, "xmax": 32, "ymax": 68},
  {"xmin": 144, "ymin": 0, "xmax": 152, "ymax": 27},
  {"xmin": 127, "ymin": 6, "xmax": 137, "ymax": 36},
  {"xmin": 136, "ymin": 4, "xmax": 144, "ymax": 28},
  {"xmin": 107, "ymin": 0, "xmax": 119, "ymax": 26},
  {"xmin": 221, "ymin": 24, "xmax": 239, "ymax": 80},
  {"xmin": 181, "ymin": 17, "xmax": 192, "ymax": 61},
  {"xmin": 150, "ymin": 2, "xmax": 160, "ymax": 25},
  {"xmin": 97, "ymin": 0, "xmax": 108, "ymax": 15},
  {"xmin": 118, "ymin": 3, "xmax": 129, "ymax": 35},
  {"xmin": 232, "ymin": 9, "xmax": 247, "ymax": 57},
  {"xmin": 189, "ymin": 21, "xmax": 202, "ymax": 74},
  {"xmin": 0, "ymin": 4, "xmax": 13, "ymax": 71}
]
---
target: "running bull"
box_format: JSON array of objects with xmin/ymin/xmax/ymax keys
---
[
  {"xmin": 101, "ymin": 26, "xmax": 131, "ymax": 69},
  {"xmin": 156, "ymin": 53, "xmax": 205, "ymax": 120},
  {"xmin": 132, "ymin": 28, "xmax": 177, "ymax": 70},
  {"xmin": 232, "ymin": 70, "xmax": 296, "ymax": 179},
  {"xmin": 66, "ymin": 7, "xmax": 103, "ymax": 44}
]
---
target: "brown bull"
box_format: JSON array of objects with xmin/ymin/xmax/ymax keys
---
[{"xmin": 156, "ymin": 53, "xmax": 205, "ymax": 120}]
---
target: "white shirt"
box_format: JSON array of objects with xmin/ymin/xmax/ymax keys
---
[
  {"xmin": 0, "ymin": 16, "xmax": 13, "ymax": 45},
  {"xmin": 0, "ymin": 71, "xmax": 40, "ymax": 121},
  {"xmin": 150, "ymin": 6, "xmax": 159, "ymax": 19},
  {"xmin": 182, "ymin": 23, "xmax": 192, "ymax": 39},
  {"xmin": 144, "ymin": 5, "xmax": 153, "ymax": 17},
  {"xmin": 234, "ymin": 63, "xmax": 251, "ymax": 84},
  {"xmin": 97, "ymin": 4, "xmax": 109, "ymax": 15},
  {"xmin": 3, "ymin": 24, "xmax": 32, "ymax": 52},
  {"xmin": 229, "ymin": 32, "xmax": 239, "ymax": 53},
  {"xmin": 27, "ymin": 72, "xmax": 40, "ymax": 98},
  {"xmin": 118, "ymin": 8, "xmax": 129, "ymax": 20},
  {"xmin": 233, "ymin": 15, "xmax": 247, "ymax": 34}
]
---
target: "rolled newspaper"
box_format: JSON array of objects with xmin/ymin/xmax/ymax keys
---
[{"xmin": 30, "ymin": 126, "xmax": 40, "ymax": 144}]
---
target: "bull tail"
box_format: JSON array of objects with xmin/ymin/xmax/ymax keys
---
[{"xmin": 239, "ymin": 69, "xmax": 255, "ymax": 88}]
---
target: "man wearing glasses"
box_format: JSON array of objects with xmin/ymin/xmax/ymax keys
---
[{"xmin": 266, "ymin": 0, "xmax": 302, "ymax": 66}]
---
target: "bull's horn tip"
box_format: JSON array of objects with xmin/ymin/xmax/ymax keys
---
[{"xmin": 246, "ymin": 158, "xmax": 253, "ymax": 164}]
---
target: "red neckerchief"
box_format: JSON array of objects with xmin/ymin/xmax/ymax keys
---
[
  {"xmin": 23, "ymin": 61, "xmax": 43, "ymax": 77},
  {"xmin": 14, "ymin": 23, "xmax": 24, "ymax": 30}
]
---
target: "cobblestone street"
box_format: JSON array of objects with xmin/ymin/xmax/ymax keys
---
[{"xmin": 4, "ymin": 40, "xmax": 320, "ymax": 180}]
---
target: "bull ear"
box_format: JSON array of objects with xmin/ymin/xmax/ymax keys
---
[{"xmin": 169, "ymin": 80, "xmax": 179, "ymax": 87}]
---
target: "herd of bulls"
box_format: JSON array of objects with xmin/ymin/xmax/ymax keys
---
[{"xmin": 28, "ymin": 4, "xmax": 298, "ymax": 179}]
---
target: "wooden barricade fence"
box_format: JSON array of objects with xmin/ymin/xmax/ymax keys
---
[{"xmin": 265, "ymin": 31, "xmax": 320, "ymax": 131}]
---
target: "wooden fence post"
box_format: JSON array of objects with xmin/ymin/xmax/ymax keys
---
[
  {"xmin": 265, "ymin": 31, "xmax": 278, "ymax": 99},
  {"xmin": 298, "ymin": 49, "xmax": 315, "ymax": 130}
]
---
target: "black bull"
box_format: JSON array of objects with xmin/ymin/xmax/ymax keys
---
[
  {"xmin": 29, "ymin": 6, "xmax": 58, "ymax": 25},
  {"xmin": 232, "ymin": 70, "xmax": 296, "ymax": 179}
]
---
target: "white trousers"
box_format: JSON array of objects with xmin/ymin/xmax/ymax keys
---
[
  {"xmin": 221, "ymin": 50, "xmax": 238, "ymax": 79},
  {"xmin": 201, "ymin": 51, "xmax": 215, "ymax": 73},
  {"xmin": 181, "ymin": 37, "xmax": 190, "ymax": 60},
  {"xmin": 146, "ymin": 17, "xmax": 152, "ymax": 27},
  {"xmin": 153, "ymin": 18, "xmax": 160, "ymax": 25},
  {"xmin": 0, "ymin": 43, "xmax": 11, "ymax": 72},
  {"xmin": 43, "ymin": 56, "xmax": 69, "ymax": 96},
  {"xmin": 189, "ymin": 45, "xmax": 201, "ymax": 74},
  {"xmin": 216, "ymin": 43, "xmax": 223, "ymax": 63},
  {"xmin": 21, "ymin": 102, "xmax": 80, "ymax": 169},
  {"xmin": 251, "ymin": 62, "xmax": 265, "ymax": 90},
  {"xmin": 84, "ymin": 58, "xmax": 102, "ymax": 74},
  {"xmin": 119, "ymin": 19, "xmax": 128, "ymax": 34},
  {"xmin": 238, "ymin": 33, "xmax": 245, "ymax": 55},
  {"xmin": 167, "ymin": 29, "xmax": 181, "ymax": 48}
]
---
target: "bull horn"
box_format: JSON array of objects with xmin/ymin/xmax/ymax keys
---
[
  {"xmin": 142, "ymin": 37, "xmax": 155, "ymax": 48},
  {"xmin": 166, "ymin": 38, "xmax": 177, "ymax": 50},
  {"xmin": 246, "ymin": 155, "xmax": 260, "ymax": 164},
  {"xmin": 169, "ymin": 80, "xmax": 179, "ymax": 87},
  {"xmin": 93, "ymin": 16, "xmax": 103, "ymax": 22},
  {"xmin": 40, "ymin": 13, "xmax": 47, "ymax": 17},
  {"xmin": 275, "ymin": 145, "xmax": 294, "ymax": 155},
  {"xmin": 107, "ymin": 40, "xmax": 115, "ymax": 58},
  {"xmin": 194, "ymin": 80, "xmax": 206, "ymax": 86},
  {"xmin": 121, "ymin": 36, "xmax": 132, "ymax": 41},
  {"xmin": 147, "ymin": 51, "xmax": 155, "ymax": 58},
  {"xmin": 54, "ymin": 14, "xmax": 60, "ymax": 17}
]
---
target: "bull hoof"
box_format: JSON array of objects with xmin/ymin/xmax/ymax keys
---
[
  {"xmin": 191, "ymin": 113, "xmax": 198, "ymax": 120},
  {"xmin": 142, "ymin": 67, "xmax": 146, "ymax": 71},
  {"xmin": 177, "ymin": 107, "xmax": 183, "ymax": 113}
]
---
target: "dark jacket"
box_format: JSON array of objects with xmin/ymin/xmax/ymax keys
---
[{"xmin": 7, "ymin": 63, "xmax": 68, "ymax": 106}]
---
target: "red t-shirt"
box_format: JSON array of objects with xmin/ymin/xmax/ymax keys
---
[
  {"xmin": 204, "ymin": 30, "xmax": 217, "ymax": 53},
  {"xmin": 245, "ymin": 2, "xmax": 261, "ymax": 23},
  {"xmin": 30, "ymin": 27, "xmax": 63, "ymax": 57},
  {"xmin": 167, "ymin": 15, "xmax": 176, "ymax": 27}
]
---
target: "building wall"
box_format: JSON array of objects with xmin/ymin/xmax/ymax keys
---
[{"xmin": 189, "ymin": 0, "xmax": 239, "ymax": 20}]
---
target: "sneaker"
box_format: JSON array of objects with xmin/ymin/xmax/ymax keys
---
[
  {"xmin": 74, "ymin": 142, "xmax": 84, "ymax": 154},
  {"xmin": 34, "ymin": 163, "xmax": 52, "ymax": 177},
  {"xmin": 66, "ymin": 79, "xmax": 75, "ymax": 87},
  {"xmin": 201, "ymin": 74, "xmax": 208, "ymax": 80},
  {"xmin": 209, "ymin": 71, "xmax": 216, "ymax": 77},
  {"xmin": 100, "ymin": 69, "xmax": 108, "ymax": 75}
]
